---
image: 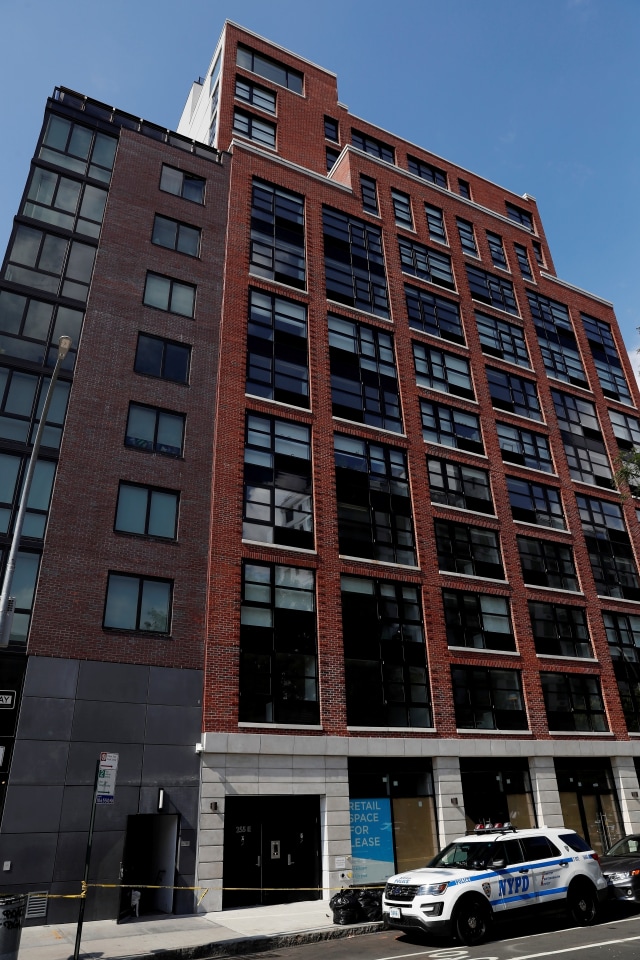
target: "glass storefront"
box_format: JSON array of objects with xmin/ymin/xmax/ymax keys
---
[
  {"xmin": 460, "ymin": 758, "xmax": 536, "ymax": 830},
  {"xmin": 555, "ymin": 759, "xmax": 622, "ymax": 855}
]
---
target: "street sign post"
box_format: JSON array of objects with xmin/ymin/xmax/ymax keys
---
[{"xmin": 96, "ymin": 751, "xmax": 119, "ymax": 804}]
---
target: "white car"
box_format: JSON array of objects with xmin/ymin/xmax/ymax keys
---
[{"xmin": 383, "ymin": 825, "xmax": 607, "ymax": 945}]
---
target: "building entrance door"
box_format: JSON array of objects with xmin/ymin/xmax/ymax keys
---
[
  {"xmin": 117, "ymin": 814, "xmax": 178, "ymax": 921},
  {"xmin": 555, "ymin": 760, "xmax": 622, "ymax": 856},
  {"xmin": 223, "ymin": 796, "xmax": 320, "ymax": 908}
]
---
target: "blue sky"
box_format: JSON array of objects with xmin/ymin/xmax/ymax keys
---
[{"xmin": 1, "ymin": 0, "xmax": 639, "ymax": 366}]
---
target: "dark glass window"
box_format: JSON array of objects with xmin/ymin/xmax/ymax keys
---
[
  {"xmin": 342, "ymin": 576, "xmax": 431, "ymax": 728},
  {"xmin": 505, "ymin": 202, "xmax": 533, "ymax": 232},
  {"xmin": 496, "ymin": 422, "xmax": 553, "ymax": 472},
  {"xmin": 236, "ymin": 44, "xmax": 303, "ymax": 94},
  {"xmin": 322, "ymin": 207, "xmax": 389, "ymax": 317},
  {"xmin": 4, "ymin": 226, "xmax": 95, "ymax": 302},
  {"xmin": 233, "ymin": 108, "xmax": 276, "ymax": 148},
  {"xmin": 246, "ymin": 289, "xmax": 308, "ymax": 407},
  {"xmin": 527, "ymin": 292, "xmax": 587, "ymax": 387},
  {"xmin": 528, "ymin": 601, "xmax": 592, "ymax": 658},
  {"xmin": 152, "ymin": 215, "xmax": 200, "ymax": 256},
  {"xmin": 428, "ymin": 457, "xmax": 493, "ymax": 514},
  {"xmin": 160, "ymin": 165, "xmax": 205, "ymax": 204},
  {"xmin": 443, "ymin": 590, "xmax": 515, "ymax": 651},
  {"xmin": 352, "ymin": 130, "xmax": 395, "ymax": 163},
  {"xmin": 326, "ymin": 147, "xmax": 340, "ymax": 172},
  {"xmin": 115, "ymin": 483, "xmax": 179, "ymax": 539},
  {"xmin": 0, "ymin": 452, "xmax": 55, "ymax": 539},
  {"xmin": 420, "ymin": 399, "xmax": 483, "ymax": 454},
  {"xmin": 466, "ymin": 264, "xmax": 518, "ymax": 315},
  {"xmin": 486, "ymin": 367, "xmax": 542, "ymax": 420},
  {"xmin": 250, "ymin": 179, "xmax": 305, "ymax": 289},
  {"xmin": 414, "ymin": 343, "xmax": 474, "ymax": 399},
  {"xmin": 425, "ymin": 204, "xmax": 447, "ymax": 244},
  {"xmin": 243, "ymin": 413, "xmax": 313, "ymax": 550},
  {"xmin": 328, "ymin": 314, "xmax": 402, "ymax": 432},
  {"xmin": 506, "ymin": 476, "xmax": 565, "ymax": 529},
  {"xmin": 541, "ymin": 672, "xmax": 607, "ymax": 732},
  {"xmin": 0, "ymin": 366, "xmax": 69, "ymax": 449},
  {"xmin": 104, "ymin": 573, "xmax": 172, "ymax": 633},
  {"xmin": 552, "ymin": 389, "xmax": 612, "ymax": 487},
  {"xmin": 143, "ymin": 272, "xmax": 195, "ymax": 318},
  {"xmin": 609, "ymin": 409, "xmax": 640, "ymax": 451},
  {"xmin": 517, "ymin": 536, "xmax": 579, "ymax": 591},
  {"xmin": 124, "ymin": 403, "xmax": 184, "ymax": 457},
  {"xmin": 475, "ymin": 312, "xmax": 529, "ymax": 366},
  {"xmin": 0, "ymin": 290, "xmax": 82, "ymax": 370},
  {"xmin": 458, "ymin": 179, "xmax": 471, "ymax": 199},
  {"xmin": 532, "ymin": 240, "xmax": 545, "ymax": 266},
  {"xmin": 23, "ymin": 168, "xmax": 107, "ymax": 239},
  {"xmin": 406, "ymin": 283, "xmax": 462, "ymax": 341},
  {"xmin": 360, "ymin": 175, "xmax": 379, "ymax": 215},
  {"xmin": 399, "ymin": 241, "xmax": 455, "ymax": 291},
  {"xmin": 456, "ymin": 218, "xmax": 478, "ymax": 257},
  {"xmin": 435, "ymin": 519, "xmax": 504, "ymax": 580},
  {"xmin": 239, "ymin": 561, "xmax": 318, "ymax": 725},
  {"xmin": 324, "ymin": 116, "xmax": 339, "ymax": 141},
  {"xmin": 604, "ymin": 611, "xmax": 640, "ymax": 732},
  {"xmin": 407, "ymin": 155, "xmax": 447, "ymax": 188},
  {"xmin": 577, "ymin": 494, "xmax": 640, "ymax": 600},
  {"xmin": 39, "ymin": 114, "xmax": 117, "ymax": 183},
  {"xmin": 486, "ymin": 231, "xmax": 508, "ymax": 270},
  {"xmin": 582, "ymin": 313, "xmax": 631, "ymax": 403},
  {"xmin": 0, "ymin": 547, "xmax": 40, "ymax": 645},
  {"xmin": 391, "ymin": 189, "xmax": 413, "ymax": 228},
  {"xmin": 514, "ymin": 243, "xmax": 533, "ymax": 280},
  {"xmin": 452, "ymin": 666, "xmax": 528, "ymax": 730},
  {"xmin": 235, "ymin": 76, "xmax": 276, "ymax": 114},
  {"xmin": 334, "ymin": 434, "xmax": 416, "ymax": 565},
  {"xmin": 134, "ymin": 333, "xmax": 190, "ymax": 384}
]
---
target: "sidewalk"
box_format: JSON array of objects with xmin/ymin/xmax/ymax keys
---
[{"xmin": 18, "ymin": 900, "xmax": 384, "ymax": 960}]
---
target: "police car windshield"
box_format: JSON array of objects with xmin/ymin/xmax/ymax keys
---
[{"xmin": 429, "ymin": 840, "xmax": 496, "ymax": 869}]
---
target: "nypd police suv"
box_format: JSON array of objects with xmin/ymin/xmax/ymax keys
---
[{"xmin": 383, "ymin": 824, "xmax": 607, "ymax": 945}]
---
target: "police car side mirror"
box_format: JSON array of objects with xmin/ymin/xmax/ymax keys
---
[{"xmin": 490, "ymin": 858, "xmax": 506, "ymax": 868}]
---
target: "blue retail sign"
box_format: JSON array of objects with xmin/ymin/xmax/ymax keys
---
[{"xmin": 350, "ymin": 797, "xmax": 395, "ymax": 884}]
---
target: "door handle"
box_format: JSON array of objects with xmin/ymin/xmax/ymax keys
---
[
  {"xmin": 561, "ymin": 861, "xmax": 570, "ymax": 868},
  {"xmin": 288, "ymin": 854, "xmax": 294, "ymax": 866},
  {"xmin": 256, "ymin": 856, "xmax": 261, "ymax": 867},
  {"xmin": 519, "ymin": 868, "xmax": 529, "ymax": 873}
]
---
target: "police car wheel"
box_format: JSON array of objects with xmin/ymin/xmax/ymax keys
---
[
  {"xmin": 453, "ymin": 897, "xmax": 490, "ymax": 945},
  {"xmin": 567, "ymin": 882, "xmax": 598, "ymax": 926}
]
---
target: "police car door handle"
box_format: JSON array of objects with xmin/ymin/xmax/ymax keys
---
[{"xmin": 518, "ymin": 868, "xmax": 529, "ymax": 873}]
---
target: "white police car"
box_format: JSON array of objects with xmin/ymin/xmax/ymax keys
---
[{"xmin": 383, "ymin": 824, "xmax": 607, "ymax": 945}]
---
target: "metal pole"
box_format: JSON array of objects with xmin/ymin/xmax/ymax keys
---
[
  {"xmin": 72, "ymin": 758, "xmax": 100, "ymax": 960},
  {"xmin": 0, "ymin": 336, "xmax": 72, "ymax": 647}
]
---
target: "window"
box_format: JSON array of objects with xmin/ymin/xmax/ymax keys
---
[
  {"xmin": 582, "ymin": 313, "xmax": 631, "ymax": 403},
  {"xmin": 4, "ymin": 226, "xmax": 95, "ymax": 302},
  {"xmin": 527, "ymin": 292, "xmax": 587, "ymax": 387},
  {"xmin": 115, "ymin": 483, "xmax": 179, "ymax": 539},
  {"xmin": 326, "ymin": 147, "xmax": 340, "ymax": 172},
  {"xmin": 466, "ymin": 264, "xmax": 518, "ymax": 314},
  {"xmin": 104, "ymin": 573, "xmax": 172, "ymax": 633},
  {"xmin": 0, "ymin": 367, "xmax": 69, "ymax": 449},
  {"xmin": 235, "ymin": 75, "xmax": 276, "ymax": 114},
  {"xmin": 514, "ymin": 243, "xmax": 533, "ymax": 280},
  {"xmin": 552, "ymin": 390, "xmax": 612, "ymax": 487},
  {"xmin": 486, "ymin": 231, "xmax": 508, "ymax": 270},
  {"xmin": 210, "ymin": 52, "xmax": 222, "ymax": 94},
  {"xmin": 486, "ymin": 367, "xmax": 542, "ymax": 420},
  {"xmin": 458, "ymin": 178, "xmax": 471, "ymax": 199},
  {"xmin": 243, "ymin": 413, "xmax": 313, "ymax": 549},
  {"xmin": 0, "ymin": 548, "xmax": 41, "ymax": 646},
  {"xmin": 496, "ymin": 422, "xmax": 553, "ymax": 472},
  {"xmin": 443, "ymin": 590, "xmax": 515, "ymax": 651},
  {"xmin": 541, "ymin": 672, "xmax": 607, "ymax": 732},
  {"xmin": 160, "ymin": 165, "xmax": 205, "ymax": 204},
  {"xmin": 352, "ymin": 129, "xmax": 395, "ymax": 163},
  {"xmin": 334, "ymin": 434, "xmax": 416, "ymax": 565},
  {"xmin": 413, "ymin": 343, "xmax": 474, "ymax": 399},
  {"xmin": 435, "ymin": 519, "xmax": 504, "ymax": 580},
  {"xmin": 452, "ymin": 666, "xmax": 527, "ymax": 730},
  {"xmin": 577, "ymin": 494, "xmax": 640, "ymax": 600},
  {"xmin": 506, "ymin": 476, "xmax": 565, "ymax": 529},
  {"xmin": 505, "ymin": 202, "xmax": 533, "ymax": 232},
  {"xmin": 236, "ymin": 44, "xmax": 303, "ymax": 94},
  {"xmin": 517, "ymin": 536, "xmax": 579, "ymax": 591},
  {"xmin": 246, "ymin": 289, "xmax": 309, "ymax": 407},
  {"xmin": 428, "ymin": 457, "xmax": 493, "ymax": 514},
  {"xmin": 143, "ymin": 272, "xmax": 195, "ymax": 318},
  {"xmin": 475, "ymin": 311, "xmax": 529, "ymax": 366},
  {"xmin": 328, "ymin": 314, "xmax": 402, "ymax": 432},
  {"xmin": 360, "ymin": 175, "xmax": 379, "ymax": 215},
  {"xmin": 23, "ymin": 168, "xmax": 107, "ymax": 239},
  {"xmin": 322, "ymin": 207, "xmax": 389, "ymax": 317},
  {"xmin": 609, "ymin": 409, "xmax": 640, "ymax": 451},
  {"xmin": 420, "ymin": 399, "xmax": 484, "ymax": 454},
  {"xmin": 250, "ymin": 179, "xmax": 305, "ymax": 289},
  {"xmin": 405, "ymin": 284, "xmax": 462, "ymax": 341},
  {"xmin": 152, "ymin": 215, "xmax": 200, "ymax": 257},
  {"xmin": 239, "ymin": 561, "xmax": 318, "ymax": 724},
  {"xmin": 391, "ymin": 189, "xmax": 413, "ymax": 228},
  {"xmin": 425, "ymin": 204, "xmax": 447, "ymax": 244},
  {"xmin": 0, "ymin": 452, "xmax": 55, "ymax": 539},
  {"xmin": 0, "ymin": 290, "xmax": 82, "ymax": 370},
  {"xmin": 324, "ymin": 116, "xmax": 339, "ymax": 141},
  {"xmin": 399, "ymin": 241, "xmax": 455, "ymax": 291},
  {"xmin": 233, "ymin": 108, "xmax": 276, "ymax": 148},
  {"xmin": 604, "ymin": 611, "xmax": 640, "ymax": 732},
  {"xmin": 456, "ymin": 218, "xmax": 478, "ymax": 257},
  {"xmin": 532, "ymin": 240, "xmax": 545, "ymax": 266},
  {"xmin": 39, "ymin": 114, "xmax": 117, "ymax": 183},
  {"xmin": 134, "ymin": 333, "xmax": 190, "ymax": 384},
  {"xmin": 125, "ymin": 403, "xmax": 184, "ymax": 457},
  {"xmin": 528, "ymin": 601, "xmax": 592, "ymax": 658},
  {"xmin": 407, "ymin": 155, "xmax": 447, "ymax": 188},
  {"xmin": 342, "ymin": 576, "xmax": 432, "ymax": 728}
]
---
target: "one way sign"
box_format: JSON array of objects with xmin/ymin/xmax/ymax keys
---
[{"xmin": 0, "ymin": 691, "xmax": 16, "ymax": 709}]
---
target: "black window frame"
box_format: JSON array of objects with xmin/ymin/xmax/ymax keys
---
[
  {"xmin": 250, "ymin": 179, "xmax": 306, "ymax": 289},
  {"xmin": 527, "ymin": 291, "xmax": 588, "ymax": 388},
  {"xmin": 326, "ymin": 147, "xmax": 340, "ymax": 172},
  {"xmin": 604, "ymin": 611, "xmax": 640, "ymax": 733},
  {"xmin": 486, "ymin": 367, "xmax": 542, "ymax": 420},
  {"xmin": 517, "ymin": 536, "xmax": 579, "ymax": 592},
  {"xmin": 475, "ymin": 311, "xmax": 530, "ymax": 367},
  {"xmin": 400, "ymin": 241, "xmax": 456, "ymax": 293},
  {"xmin": 466, "ymin": 264, "xmax": 518, "ymax": 315},
  {"xmin": 391, "ymin": 188, "xmax": 413, "ymax": 229},
  {"xmin": 486, "ymin": 231, "xmax": 508, "ymax": 270},
  {"xmin": 419, "ymin": 398, "xmax": 484, "ymax": 454},
  {"xmin": 514, "ymin": 243, "xmax": 533, "ymax": 280},
  {"xmin": 428, "ymin": 456, "xmax": 494, "ymax": 514},
  {"xmin": 456, "ymin": 218, "xmax": 478, "ymax": 257},
  {"xmin": 352, "ymin": 129, "xmax": 395, "ymax": 164},
  {"xmin": 407, "ymin": 155, "xmax": 447, "ymax": 188},
  {"xmin": 582, "ymin": 313, "xmax": 632, "ymax": 403},
  {"xmin": 452, "ymin": 666, "xmax": 528, "ymax": 730},
  {"xmin": 246, "ymin": 288, "xmax": 309, "ymax": 408},
  {"xmin": 236, "ymin": 44, "xmax": 303, "ymax": 94},
  {"xmin": 143, "ymin": 271, "xmax": 196, "ymax": 318},
  {"xmin": 322, "ymin": 206, "xmax": 389, "ymax": 317},
  {"xmin": 435, "ymin": 519, "xmax": 504, "ymax": 580},
  {"xmin": 159, "ymin": 164, "xmax": 206, "ymax": 204},
  {"xmin": 124, "ymin": 402, "xmax": 185, "ymax": 458},
  {"xmin": 552, "ymin": 389, "xmax": 612, "ymax": 488},
  {"xmin": 528, "ymin": 601, "xmax": 592, "ymax": 659},
  {"xmin": 234, "ymin": 75, "xmax": 277, "ymax": 114},
  {"xmin": 609, "ymin": 409, "xmax": 640, "ymax": 451},
  {"xmin": 496, "ymin": 421, "xmax": 553, "ymax": 472},
  {"xmin": 541, "ymin": 672, "xmax": 608, "ymax": 732},
  {"xmin": 233, "ymin": 107, "xmax": 276, "ymax": 148},
  {"xmin": 324, "ymin": 116, "xmax": 339, "ymax": 142},
  {"xmin": 577, "ymin": 494, "xmax": 640, "ymax": 600},
  {"xmin": 458, "ymin": 179, "xmax": 471, "ymax": 199},
  {"xmin": 505, "ymin": 202, "xmax": 534, "ymax": 232},
  {"xmin": 151, "ymin": 214, "xmax": 201, "ymax": 257},
  {"xmin": 413, "ymin": 342, "xmax": 474, "ymax": 400},
  {"xmin": 424, "ymin": 203, "xmax": 447, "ymax": 244},
  {"xmin": 103, "ymin": 572, "xmax": 173, "ymax": 634},
  {"xmin": 114, "ymin": 482, "xmax": 180, "ymax": 540},
  {"xmin": 134, "ymin": 332, "xmax": 191, "ymax": 384},
  {"xmin": 443, "ymin": 589, "xmax": 515, "ymax": 651},
  {"xmin": 506, "ymin": 476, "xmax": 566, "ymax": 529},
  {"xmin": 360, "ymin": 174, "xmax": 379, "ymax": 215}
]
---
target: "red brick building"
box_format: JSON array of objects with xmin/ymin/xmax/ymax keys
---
[{"xmin": 2, "ymin": 20, "xmax": 640, "ymax": 922}]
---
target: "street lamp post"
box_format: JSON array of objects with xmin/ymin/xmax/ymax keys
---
[{"xmin": 0, "ymin": 335, "xmax": 72, "ymax": 647}]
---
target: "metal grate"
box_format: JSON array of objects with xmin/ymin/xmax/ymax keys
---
[
  {"xmin": 385, "ymin": 883, "xmax": 420, "ymax": 902},
  {"xmin": 25, "ymin": 892, "xmax": 48, "ymax": 919}
]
